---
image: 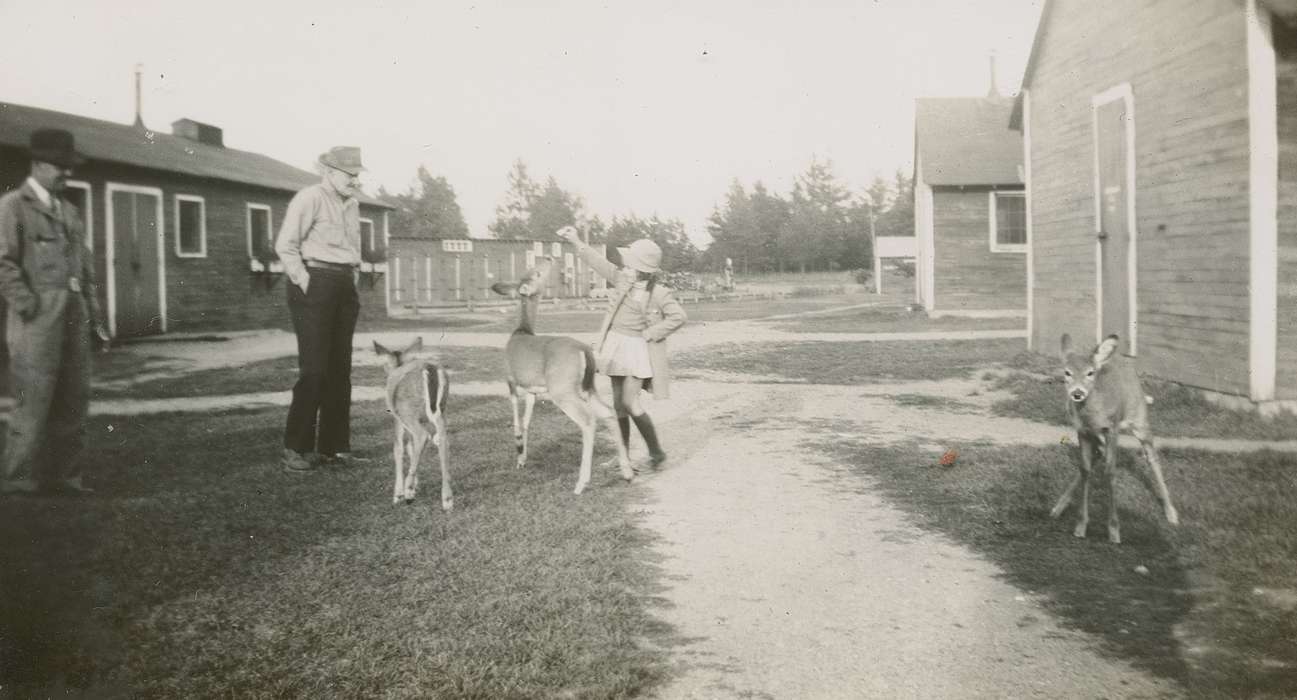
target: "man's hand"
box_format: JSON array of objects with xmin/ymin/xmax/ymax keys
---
[
  {"xmin": 16, "ymin": 296, "xmax": 38, "ymax": 320},
  {"xmin": 556, "ymin": 226, "xmax": 581, "ymax": 245},
  {"xmin": 298, "ymin": 274, "xmax": 310, "ymax": 294}
]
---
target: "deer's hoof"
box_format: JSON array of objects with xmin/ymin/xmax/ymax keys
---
[
  {"xmin": 1073, "ymin": 523, "xmax": 1088, "ymax": 538},
  {"xmin": 1166, "ymin": 507, "xmax": 1180, "ymax": 525},
  {"xmin": 442, "ymin": 498, "xmax": 454, "ymax": 512},
  {"xmin": 574, "ymin": 483, "xmax": 587, "ymax": 495},
  {"xmin": 1108, "ymin": 530, "xmax": 1122, "ymax": 545}
]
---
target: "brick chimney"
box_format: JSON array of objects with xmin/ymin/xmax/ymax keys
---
[{"xmin": 172, "ymin": 118, "xmax": 224, "ymax": 147}]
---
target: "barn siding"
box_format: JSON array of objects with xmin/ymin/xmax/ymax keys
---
[
  {"xmin": 1028, "ymin": 0, "xmax": 1254, "ymax": 396},
  {"xmin": 1278, "ymin": 40, "xmax": 1297, "ymax": 399},
  {"xmin": 930, "ymin": 187, "xmax": 1026, "ymax": 311}
]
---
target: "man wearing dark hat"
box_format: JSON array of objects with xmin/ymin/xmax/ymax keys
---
[
  {"xmin": 274, "ymin": 146, "xmax": 367, "ymax": 472},
  {"xmin": 0, "ymin": 128, "xmax": 107, "ymax": 495}
]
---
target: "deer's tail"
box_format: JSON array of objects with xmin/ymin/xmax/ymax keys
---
[
  {"xmin": 581, "ymin": 346, "xmax": 597, "ymax": 395},
  {"xmin": 423, "ymin": 364, "xmax": 448, "ymax": 420}
]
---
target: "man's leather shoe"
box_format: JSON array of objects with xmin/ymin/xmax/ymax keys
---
[{"xmin": 281, "ymin": 449, "xmax": 317, "ymax": 473}]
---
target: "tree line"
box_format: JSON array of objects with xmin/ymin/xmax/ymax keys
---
[{"xmin": 378, "ymin": 156, "xmax": 913, "ymax": 275}]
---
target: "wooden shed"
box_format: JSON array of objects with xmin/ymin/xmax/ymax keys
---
[
  {"xmin": 913, "ymin": 96, "xmax": 1026, "ymax": 316},
  {"xmin": 0, "ymin": 101, "xmax": 394, "ymax": 338},
  {"xmin": 1011, "ymin": 0, "xmax": 1297, "ymax": 410}
]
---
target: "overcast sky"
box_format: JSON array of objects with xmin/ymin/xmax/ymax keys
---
[{"xmin": 1, "ymin": 0, "xmax": 1043, "ymax": 244}]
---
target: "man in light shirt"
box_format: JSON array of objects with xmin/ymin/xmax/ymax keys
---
[
  {"xmin": 0, "ymin": 129, "xmax": 107, "ymax": 495},
  {"xmin": 274, "ymin": 146, "xmax": 367, "ymax": 472}
]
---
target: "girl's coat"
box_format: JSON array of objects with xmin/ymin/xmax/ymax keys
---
[{"xmin": 575, "ymin": 244, "xmax": 686, "ymax": 398}]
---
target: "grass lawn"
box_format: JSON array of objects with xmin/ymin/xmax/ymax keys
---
[
  {"xmin": 801, "ymin": 430, "xmax": 1297, "ymax": 699},
  {"xmin": 771, "ymin": 307, "xmax": 1025, "ymax": 333},
  {"xmin": 990, "ymin": 352, "xmax": 1297, "ymax": 442},
  {"xmin": 94, "ymin": 347, "xmax": 508, "ymax": 400},
  {"xmin": 0, "ymin": 397, "xmax": 670, "ymax": 698},
  {"xmin": 674, "ymin": 338, "xmax": 1029, "ymax": 383}
]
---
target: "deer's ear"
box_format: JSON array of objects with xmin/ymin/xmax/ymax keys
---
[
  {"xmin": 404, "ymin": 337, "xmax": 423, "ymax": 355},
  {"xmin": 1093, "ymin": 335, "xmax": 1120, "ymax": 367},
  {"xmin": 1060, "ymin": 333, "xmax": 1074, "ymax": 359},
  {"xmin": 373, "ymin": 340, "xmax": 388, "ymax": 355}
]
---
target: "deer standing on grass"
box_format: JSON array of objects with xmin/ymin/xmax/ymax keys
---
[
  {"xmin": 491, "ymin": 258, "xmax": 635, "ymax": 494},
  {"xmin": 1053, "ymin": 333, "xmax": 1179, "ymax": 543},
  {"xmin": 373, "ymin": 338, "xmax": 452, "ymax": 510}
]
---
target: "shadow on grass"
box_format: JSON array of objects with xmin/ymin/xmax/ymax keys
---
[
  {"xmin": 802, "ymin": 428, "xmax": 1297, "ymax": 698},
  {"xmin": 0, "ymin": 397, "xmax": 675, "ymax": 698}
]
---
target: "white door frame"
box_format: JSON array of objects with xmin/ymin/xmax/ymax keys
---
[
  {"xmin": 105, "ymin": 183, "xmax": 167, "ymax": 336},
  {"xmin": 1091, "ymin": 83, "xmax": 1138, "ymax": 354}
]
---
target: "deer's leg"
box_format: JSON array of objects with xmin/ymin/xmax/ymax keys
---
[
  {"xmin": 1050, "ymin": 432, "xmax": 1084, "ymax": 519},
  {"xmin": 590, "ymin": 392, "xmax": 634, "ymax": 481},
  {"xmin": 389, "ymin": 419, "xmax": 404, "ymax": 502},
  {"xmin": 1102, "ymin": 430, "xmax": 1121, "ymax": 544},
  {"xmin": 519, "ymin": 391, "xmax": 536, "ymax": 469},
  {"xmin": 433, "ymin": 412, "xmax": 453, "ymax": 511},
  {"xmin": 553, "ymin": 392, "xmax": 597, "ymax": 494},
  {"xmin": 507, "ymin": 384, "xmax": 526, "ymax": 468},
  {"xmin": 1132, "ymin": 424, "xmax": 1178, "ymax": 525},
  {"xmin": 406, "ymin": 430, "xmax": 426, "ymax": 504},
  {"xmin": 1073, "ymin": 434, "xmax": 1096, "ymax": 538}
]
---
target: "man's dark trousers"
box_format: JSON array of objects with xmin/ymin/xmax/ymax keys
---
[{"xmin": 284, "ymin": 268, "xmax": 359, "ymax": 455}]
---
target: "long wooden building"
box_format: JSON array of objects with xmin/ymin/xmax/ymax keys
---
[{"xmin": 0, "ymin": 101, "xmax": 393, "ymax": 338}]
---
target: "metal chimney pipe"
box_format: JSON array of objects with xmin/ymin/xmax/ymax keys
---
[{"xmin": 133, "ymin": 63, "xmax": 144, "ymax": 128}]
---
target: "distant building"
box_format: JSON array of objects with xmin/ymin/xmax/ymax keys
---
[
  {"xmin": 387, "ymin": 231, "xmax": 604, "ymax": 309},
  {"xmin": 0, "ymin": 101, "xmax": 393, "ymax": 338},
  {"xmin": 1011, "ymin": 0, "xmax": 1297, "ymax": 409},
  {"xmin": 912, "ymin": 95, "xmax": 1026, "ymax": 316}
]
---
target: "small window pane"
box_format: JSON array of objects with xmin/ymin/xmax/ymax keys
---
[
  {"xmin": 178, "ymin": 199, "xmax": 204, "ymax": 255},
  {"xmin": 250, "ymin": 208, "xmax": 271, "ymax": 258},
  {"xmin": 996, "ymin": 195, "xmax": 1026, "ymax": 246}
]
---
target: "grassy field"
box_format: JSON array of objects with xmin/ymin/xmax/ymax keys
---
[
  {"xmin": 0, "ymin": 398, "xmax": 670, "ymax": 698},
  {"xmin": 94, "ymin": 347, "xmax": 508, "ymax": 400},
  {"xmin": 990, "ymin": 352, "xmax": 1297, "ymax": 442},
  {"xmin": 674, "ymin": 338, "xmax": 1029, "ymax": 383},
  {"xmin": 799, "ymin": 431, "xmax": 1297, "ymax": 699}
]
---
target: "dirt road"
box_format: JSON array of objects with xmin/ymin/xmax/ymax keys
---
[{"xmin": 636, "ymin": 381, "xmax": 1180, "ymax": 699}]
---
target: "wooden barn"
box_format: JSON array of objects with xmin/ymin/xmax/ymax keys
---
[
  {"xmin": 1011, "ymin": 0, "xmax": 1297, "ymax": 410},
  {"xmin": 0, "ymin": 101, "xmax": 393, "ymax": 339},
  {"xmin": 388, "ymin": 232, "xmax": 605, "ymax": 310},
  {"xmin": 912, "ymin": 95, "xmax": 1026, "ymax": 316}
]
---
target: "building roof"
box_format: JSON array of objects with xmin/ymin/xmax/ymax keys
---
[
  {"xmin": 0, "ymin": 101, "xmax": 392, "ymax": 208},
  {"xmin": 914, "ymin": 97, "xmax": 1023, "ymax": 186},
  {"xmin": 1010, "ymin": 0, "xmax": 1297, "ymax": 129}
]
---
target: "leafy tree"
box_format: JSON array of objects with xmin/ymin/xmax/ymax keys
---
[
  {"xmin": 606, "ymin": 214, "xmax": 699, "ymax": 272},
  {"xmin": 487, "ymin": 160, "xmax": 588, "ymax": 240},
  {"xmin": 378, "ymin": 166, "xmax": 469, "ymax": 239},
  {"xmin": 789, "ymin": 156, "xmax": 856, "ymax": 271},
  {"xmin": 875, "ymin": 168, "xmax": 915, "ymax": 238}
]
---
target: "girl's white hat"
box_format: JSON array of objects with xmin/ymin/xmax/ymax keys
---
[{"xmin": 617, "ymin": 239, "xmax": 663, "ymax": 274}]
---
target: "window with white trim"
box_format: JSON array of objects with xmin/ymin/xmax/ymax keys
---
[
  {"xmin": 989, "ymin": 192, "xmax": 1026, "ymax": 253},
  {"xmin": 247, "ymin": 203, "xmax": 276, "ymax": 271},
  {"xmin": 360, "ymin": 217, "xmax": 375, "ymax": 261},
  {"xmin": 63, "ymin": 181, "xmax": 92, "ymax": 251},
  {"xmin": 533, "ymin": 241, "xmax": 544, "ymax": 256},
  {"xmin": 175, "ymin": 195, "xmax": 206, "ymax": 258},
  {"xmin": 550, "ymin": 242, "xmax": 562, "ymax": 257}
]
